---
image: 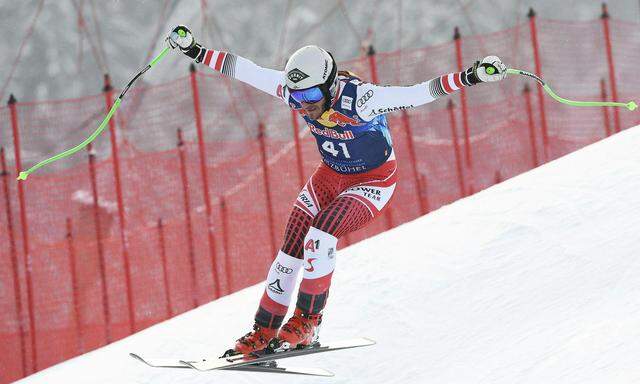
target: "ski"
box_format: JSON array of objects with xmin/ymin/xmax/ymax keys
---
[
  {"xmin": 180, "ymin": 337, "xmax": 375, "ymax": 371},
  {"xmin": 129, "ymin": 353, "xmax": 333, "ymax": 376},
  {"xmin": 130, "ymin": 353, "xmax": 191, "ymax": 369}
]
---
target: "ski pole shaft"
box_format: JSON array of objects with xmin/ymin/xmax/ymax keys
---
[
  {"xmin": 507, "ymin": 68, "xmax": 637, "ymax": 111},
  {"xmin": 17, "ymin": 46, "xmax": 171, "ymax": 181}
]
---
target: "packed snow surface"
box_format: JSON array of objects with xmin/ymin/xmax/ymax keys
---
[{"xmin": 17, "ymin": 126, "xmax": 640, "ymax": 383}]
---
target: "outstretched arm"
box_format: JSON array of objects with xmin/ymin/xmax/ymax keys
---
[
  {"xmin": 355, "ymin": 56, "xmax": 507, "ymax": 121},
  {"xmin": 168, "ymin": 25, "xmax": 286, "ymax": 101}
]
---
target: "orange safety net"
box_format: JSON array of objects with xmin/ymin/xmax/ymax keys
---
[{"xmin": 1, "ymin": 18, "xmax": 640, "ymax": 382}]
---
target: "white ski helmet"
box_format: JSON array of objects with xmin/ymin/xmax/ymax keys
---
[{"xmin": 285, "ymin": 45, "xmax": 338, "ymax": 109}]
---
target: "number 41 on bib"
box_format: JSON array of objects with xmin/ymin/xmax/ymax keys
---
[{"xmin": 322, "ymin": 141, "xmax": 351, "ymax": 158}]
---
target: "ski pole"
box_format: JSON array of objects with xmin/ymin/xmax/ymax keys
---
[
  {"xmin": 16, "ymin": 46, "xmax": 171, "ymax": 181},
  {"xmin": 504, "ymin": 68, "xmax": 637, "ymax": 111}
]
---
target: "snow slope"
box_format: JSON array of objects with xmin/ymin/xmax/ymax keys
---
[{"xmin": 16, "ymin": 125, "xmax": 640, "ymax": 383}]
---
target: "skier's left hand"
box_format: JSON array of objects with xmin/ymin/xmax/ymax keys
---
[
  {"xmin": 471, "ymin": 56, "xmax": 508, "ymax": 83},
  {"xmin": 167, "ymin": 25, "xmax": 195, "ymax": 50},
  {"xmin": 166, "ymin": 25, "xmax": 206, "ymax": 63}
]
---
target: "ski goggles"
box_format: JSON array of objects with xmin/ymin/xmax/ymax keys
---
[{"xmin": 290, "ymin": 86, "xmax": 324, "ymax": 104}]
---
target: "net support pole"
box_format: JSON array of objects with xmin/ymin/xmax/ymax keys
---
[
  {"xmin": 601, "ymin": 3, "xmax": 622, "ymax": 133},
  {"xmin": 86, "ymin": 143, "xmax": 111, "ymax": 343},
  {"xmin": 9, "ymin": 94, "xmax": 37, "ymax": 373},
  {"xmin": 420, "ymin": 174, "xmax": 430, "ymax": 214},
  {"xmin": 401, "ymin": 110, "xmax": 427, "ymax": 216},
  {"xmin": 600, "ymin": 79, "xmax": 612, "ymax": 137},
  {"xmin": 528, "ymin": 8, "xmax": 550, "ymax": 160},
  {"xmin": 257, "ymin": 122, "xmax": 277, "ymax": 260},
  {"xmin": 453, "ymin": 27, "xmax": 473, "ymax": 172},
  {"xmin": 1, "ymin": 146, "xmax": 27, "ymax": 377},
  {"xmin": 156, "ymin": 218, "xmax": 173, "ymax": 319},
  {"xmin": 103, "ymin": 74, "xmax": 135, "ymax": 334},
  {"xmin": 177, "ymin": 129, "xmax": 198, "ymax": 308},
  {"xmin": 448, "ymin": 100, "xmax": 466, "ymax": 198},
  {"xmin": 523, "ymin": 85, "xmax": 540, "ymax": 167},
  {"xmin": 220, "ymin": 196, "xmax": 233, "ymax": 293},
  {"xmin": 65, "ymin": 218, "xmax": 83, "ymax": 354},
  {"xmin": 189, "ymin": 64, "xmax": 221, "ymax": 299}
]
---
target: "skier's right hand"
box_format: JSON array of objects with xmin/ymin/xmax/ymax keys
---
[{"xmin": 167, "ymin": 25, "xmax": 206, "ymax": 63}]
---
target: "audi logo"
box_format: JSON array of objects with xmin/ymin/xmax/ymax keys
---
[
  {"xmin": 357, "ymin": 90, "xmax": 374, "ymax": 107},
  {"xmin": 276, "ymin": 262, "xmax": 294, "ymax": 274}
]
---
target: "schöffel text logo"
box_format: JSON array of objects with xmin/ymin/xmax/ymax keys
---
[
  {"xmin": 368, "ymin": 104, "xmax": 414, "ymax": 116},
  {"xmin": 309, "ymin": 124, "xmax": 355, "ymax": 140}
]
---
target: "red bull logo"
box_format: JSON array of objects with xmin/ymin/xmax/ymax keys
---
[
  {"xmin": 308, "ymin": 124, "xmax": 355, "ymax": 140},
  {"xmin": 316, "ymin": 109, "xmax": 363, "ymax": 128}
]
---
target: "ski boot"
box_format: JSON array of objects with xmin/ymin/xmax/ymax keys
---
[
  {"xmin": 224, "ymin": 323, "xmax": 278, "ymax": 356},
  {"xmin": 275, "ymin": 308, "xmax": 322, "ymax": 350}
]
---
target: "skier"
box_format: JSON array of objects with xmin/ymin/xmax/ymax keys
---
[{"xmin": 167, "ymin": 25, "xmax": 507, "ymax": 354}]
